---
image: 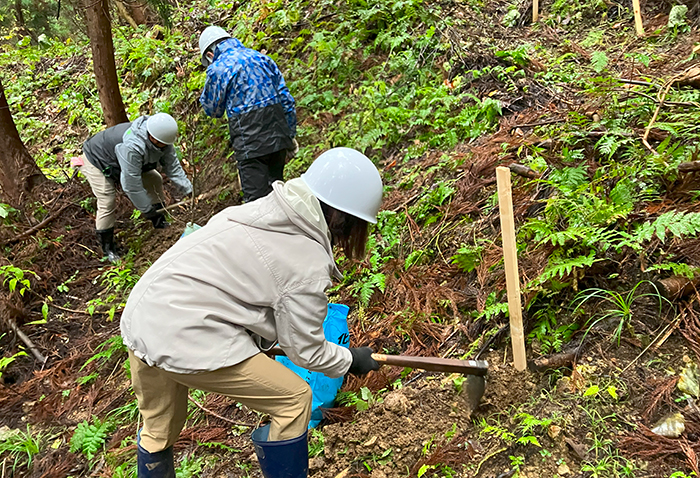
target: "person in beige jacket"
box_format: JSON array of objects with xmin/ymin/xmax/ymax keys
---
[{"xmin": 120, "ymin": 148, "xmax": 384, "ymax": 478}]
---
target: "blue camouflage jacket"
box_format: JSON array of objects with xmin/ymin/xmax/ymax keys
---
[{"xmin": 200, "ymin": 39, "xmax": 296, "ymax": 160}]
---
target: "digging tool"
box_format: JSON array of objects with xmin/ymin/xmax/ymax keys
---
[
  {"xmin": 267, "ymin": 348, "xmax": 488, "ymax": 375},
  {"xmin": 266, "ymin": 348, "xmax": 489, "ymax": 407}
]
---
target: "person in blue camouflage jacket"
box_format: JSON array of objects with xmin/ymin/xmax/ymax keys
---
[{"xmin": 198, "ymin": 26, "xmax": 299, "ymax": 203}]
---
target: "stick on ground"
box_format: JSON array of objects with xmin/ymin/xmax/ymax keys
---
[{"xmin": 7, "ymin": 318, "xmax": 46, "ymax": 364}]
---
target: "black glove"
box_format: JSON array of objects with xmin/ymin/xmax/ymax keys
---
[
  {"xmin": 143, "ymin": 204, "xmax": 170, "ymax": 229},
  {"xmin": 348, "ymin": 347, "xmax": 381, "ymax": 376}
]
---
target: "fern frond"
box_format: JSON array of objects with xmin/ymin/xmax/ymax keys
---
[
  {"xmin": 528, "ymin": 251, "xmax": 600, "ymax": 288},
  {"xmin": 70, "ymin": 417, "xmax": 113, "ymax": 460},
  {"xmin": 624, "ymin": 211, "xmax": 700, "ymax": 247}
]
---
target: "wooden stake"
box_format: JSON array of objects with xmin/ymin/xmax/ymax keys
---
[
  {"xmin": 632, "ymin": 0, "xmax": 644, "ymax": 36},
  {"xmin": 533, "ymin": 0, "xmax": 539, "ymax": 23},
  {"xmin": 496, "ymin": 167, "xmax": 527, "ymax": 371}
]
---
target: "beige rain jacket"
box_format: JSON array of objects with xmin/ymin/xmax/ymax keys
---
[{"xmin": 120, "ymin": 178, "xmax": 353, "ymax": 378}]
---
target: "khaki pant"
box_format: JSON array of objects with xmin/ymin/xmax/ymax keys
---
[
  {"xmin": 129, "ymin": 351, "xmax": 312, "ymax": 453},
  {"xmin": 80, "ymin": 158, "xmax": 165, "ymax": 230}
]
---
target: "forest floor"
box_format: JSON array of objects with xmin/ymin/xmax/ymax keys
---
[{"xmin": 2, "ymin": 0, "xmax": 700, "ymax": 477}]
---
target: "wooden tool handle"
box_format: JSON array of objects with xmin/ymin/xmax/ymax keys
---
[
  {"xmin": 371, "ymin": 353, "xmax": 488, "ymax": 376},
  {"xmin": 266, "ymin": 348, "xmax": 488, "ymax": 376}
]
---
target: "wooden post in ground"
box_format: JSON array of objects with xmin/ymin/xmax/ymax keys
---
[
  {"xmin": 632, "ymin": 0, "xmax": 644, "ymax": 36},
  {"xmin": 533, "ymin": 0, "xmax": 539, "ymax": 23},
  {"xmin": 496, "ymin": 166, "xmax": 527, "ymax": 371}
]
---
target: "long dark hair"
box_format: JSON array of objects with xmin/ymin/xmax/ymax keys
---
[{"xmin": 320, "ymin": 201, "xmax": 369, "ymax": 260}]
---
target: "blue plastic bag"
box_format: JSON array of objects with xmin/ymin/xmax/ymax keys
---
[
  {"xmin": 276, "ymin": 303, "xmax": 350, "ymax": 428},
  {"xmin": 180, "ymin": 222, "xmax": 202, "ymax": 239}
]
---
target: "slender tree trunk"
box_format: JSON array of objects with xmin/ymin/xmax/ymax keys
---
[
  {"xmin": 0, "ymin": 79, "xmax": 46, "ymax": 204},
  {"xmin": 114, "ymin": 0, "xmax": 139, "ymax": 29},
  {"xmin": 14, "ymin": 0, "xmax": 38, "ymax": 43},
  {"xmin": 127, "ymin": 0, "xmax": 148, "ymax": 24},
  {"xmin": 14, "ymin": 0, "xmax": 25, "ymax": 27},
  {"xmin": 84, "ymin": 0, "xmax": 129, "ymax": 127}
]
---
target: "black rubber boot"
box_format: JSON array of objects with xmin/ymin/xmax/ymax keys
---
[
  {"xmin": 137, "ymin": 442, "xmax": 175, "ymax": 478},
  {"xmin": 149, "ymin": 203, "xmax": 170, "ymax": 229},
  {"xmin": 96, "ymin": 228, "xmax": 120, "ymax": 263}
]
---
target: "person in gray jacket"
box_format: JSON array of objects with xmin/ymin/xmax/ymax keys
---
[
  {"xmin": 120, "ymin": 148, "xmax": 383, "ymax": 478},
  {"xmin": 80, "ymin": 113, "xmax": 193, "ymax": 262}
]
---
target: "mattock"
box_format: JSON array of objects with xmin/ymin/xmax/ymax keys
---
[{"xmin": 267, "ymin": 348, "xmax": 489, "ymax": 409}]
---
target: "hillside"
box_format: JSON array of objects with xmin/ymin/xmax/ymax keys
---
[{"xmin": 1, "ymin": 0, "xmax": 700, "ymax": 477}]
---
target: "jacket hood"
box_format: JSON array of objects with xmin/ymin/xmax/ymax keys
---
[
  {"xmin": 227, "ymin": 178, "xmax": 342, "ymax": 280},
  {"xmin": 125, "ymin": 116, "xmax": 164, "ymax": 155},
  {"xmin": 214, "ymin": 38, "xmax": 245, "ymax": 61}
]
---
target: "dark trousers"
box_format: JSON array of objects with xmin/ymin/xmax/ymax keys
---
[{"xmin": 237, "ymin": 150, "xmax": 287, "ymax": 203}]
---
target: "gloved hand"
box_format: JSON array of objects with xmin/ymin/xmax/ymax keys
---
[
  {"xmin": 143, "ymin": 204, "xmax": 170, "ymax": 229},
  {"xmin": 348, "ymin": 347, "xmax": 381, "ymax": 376},
  {"xmin": 286, "ymin": 138, "xmax": 300, "ymax": 162}
]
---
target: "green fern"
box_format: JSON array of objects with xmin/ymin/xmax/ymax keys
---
[
  {"xmin": 646, "ymin": 262, "xmax": 700, "ymax": 279},
  {"xmin": 528, "ymin": 252, "xmax": 600, "ymax": 288},
  {"xmin": 80, "ymin": 335, "xmax": 127, "ymax": 372},
  {"xmin": 522, "ymin": 221, "xmax": 618, "ymax": 249},
  {"xmin": 548, "ymin": 165, "xmax": 588, "ymax": 193},
  {"xmin": 69, "ymin": 417, "xmax": 114, "ymax": 460},
  {"xmin": 478, "ymin": 301, "xmax": 509, "ymax": 321},
  {"xmin": 621, "ymin": 211, "xmax": 700, "ymax": 249},
  {"xmin": 474, "ymin": 292, "xmax": 509, "ymax": 321},
  {"xmin": 354, "ymin": 273, "xmax": 386, "ymax": 307},
  {"xmin": 451, "ymin": 244, "xmax": 483, "ymax": 273}
]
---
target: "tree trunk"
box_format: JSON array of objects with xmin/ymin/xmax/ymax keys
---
[
  {"xmin": 127, "ymin": 0, "xmax": 148, "ymax": 24},
  {"xmin": 84, "ymin": 0, "xmax": 129, "ymax": 127},
  {"xmin": 14, "ymin": 0, "xmax": 25, "ymax": 27},
  {"xmin": 0, "ymin": 79, "xmax": 46, "ymax": 204},
  {"xmin": 14, "ymin": 0, "xmax": 38, "ymax": 43}
]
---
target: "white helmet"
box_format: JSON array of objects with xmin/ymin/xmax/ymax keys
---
[
  {"xmin": 301, "ymin": 148, "xmax": 383, "ymax": 224},
  {"xmin": 146, "ymin": 113, "xmax": 178, "ymax": 145},
  {"xmin": 199, "ymin": 26, "xmax": 231, "ymax": 66}
]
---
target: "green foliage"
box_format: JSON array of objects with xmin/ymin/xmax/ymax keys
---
[
  {"xmin": 76, "ymin": 372, "xmax": 99, "ymax": 386},
  {"xmin": 528, "ymin": 251, "xmax": 601, "ymax": 289},
  {"xmin": 176, "ymin": 453, "xmax": 207, "ymax": 478},
  {"xmin": 475, "ymin": 292, "xmax": 509, "ymax": 322},
  {"xmin": 0, "ymin": 332, "xmax": 27, "ymax": 379},
  {"xmin": 0, "ymin": 425, "xmax": 46, "ymax": 473},
  {"xmin": 308, "ymin": 428, "xmax": 325, "ymax": 458},
  {"xmin": 528, "ymin": 309, "xmax": 579, "ymax": 354},
  {"xmin": 411, "ymin": 182, "xmax": 455, "ymax": 225},
  {"xmin": 346, "ymin": 235, "xmax": 389, "ymax": 307},
  {"xmin": 573, "ymin": 281, "xmax": 671, "ymax": 345},
  {"xmin": 69, "ymin": 417, "xmax": 114, "ymax": 460},
  {"xmin": 590, "ymin": 51, "xmax": 608, "ymax": 73},
  {"xmin": 621, "ymin": 211, "xmax": 700, "ymax": 249},
  {"xmin": 495, "ymin": 45, "xmax": 530, "ymax": 67},
  {"xmin": 80, "ymin": 335, "xmax": 127, "ymax": 372},
  {"xmin": 451, "ymin": 244, "xmax": 483, "ymax": 273},
  {"xmin": 337, "ymin": 386, "xmax": 383, "ymax": 411},
  {"xmin": 646, "ymin": 262, "xmax": 700, "ymax": 279},
  {"xmin": 0, "ymin": 265, "xmax": 37, "ymax": 296},
  {"xmin": 108, "ymin": 398, "xmax": 141, "ymax": 425},
  {"xmin": 0, "ymin": 203, "xmax": 19, "ymax": 224},
  {"xmin": 99, "ymin": 263, "xmax": 140, "ymax": 294}
]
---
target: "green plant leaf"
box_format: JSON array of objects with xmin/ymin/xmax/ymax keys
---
[
  {"xmin": 591, "ymin": 51, "xmax": 608, "ymax": 73},
  {"xmin": 583, "ymin": 385, "xmax": 600, "ymax": 397}
]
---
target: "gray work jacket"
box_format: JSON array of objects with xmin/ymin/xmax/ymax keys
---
[
  {"xmin": 120, "ymin": 178, "xmax": 353, "ymax": 378},
  {"xmin": 113, "ymin": 116, "xmax": 193, "ymax": 212}
]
